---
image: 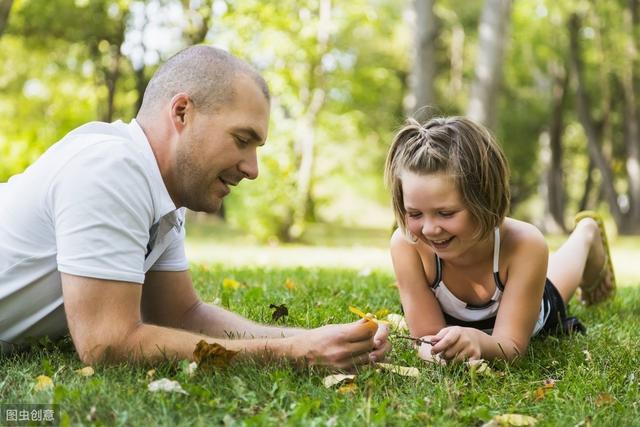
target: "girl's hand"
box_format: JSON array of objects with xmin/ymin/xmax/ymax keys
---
[{"xmin": 428, "ymin": 326, "xmax": 482, "ymax": 362}]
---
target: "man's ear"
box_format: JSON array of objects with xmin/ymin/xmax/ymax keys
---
[{"xmin": 169, "ymin": 93, "xmax": 191, "ymax": 131}]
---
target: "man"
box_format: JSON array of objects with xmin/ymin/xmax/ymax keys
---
[{"xmin": 0, "ymin": 45, "xmax": 390, "ymax": 369}]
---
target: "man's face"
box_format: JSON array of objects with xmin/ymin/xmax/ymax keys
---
[{"xmin": 173, "ymin": 75, "xmax": 270, "ymax": 213}]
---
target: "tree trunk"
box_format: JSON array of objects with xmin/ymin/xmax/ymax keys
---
[
  {"xmin": 545, "ymin": 62, "xmax": 569, "ymax": 232},
  {"xmin": 288, "ymin": 0, "xmax": 331, "ymax": 240},
  {"xmin": 568, "ymin": 14, "xmax": 624, "ymax": 227},
  {"xmin": 620, "ymin": 0, "xmax": 640, "ymax": 233},
  {"xmin": 578, "ymin": 159, "xmax": 595, "ymax": 212},
  {"xmin": 466, "ymin": 0, "xmax": 512, "ymax": 130},
  {"xmin": 0, "ymin": 0, "xmax": 12, "ymax": 37},
  {"xmin": 408, "ymin": 0, "xmax": 437, "ymax": 115}
]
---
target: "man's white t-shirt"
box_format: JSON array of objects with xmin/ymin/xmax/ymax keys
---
[{"xmin": 0, "ymin": 119, "xmax": 189, "ymax": 353}]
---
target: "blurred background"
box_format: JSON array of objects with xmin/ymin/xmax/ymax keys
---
[{"xmin": 1, "ymin": 0, "xmax": 638, "ymax": 281}]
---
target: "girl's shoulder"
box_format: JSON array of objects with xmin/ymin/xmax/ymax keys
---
[{"xmin": 501, "ymin": 217, "xmax": 548, "ymax": 258}]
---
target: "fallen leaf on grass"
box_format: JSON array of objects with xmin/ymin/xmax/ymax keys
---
[
  {"xmin": 269, "ymin": 303, "xmax": 289, "ymax": 322},
  {"xmin": 193, "ymin": 340, "xmax": 238, "ymax": 370},
  {"xmin": 148, "ymin": 378, "xmax": 188, "ymax": 395},
  {"xmin": 467, "ymin": 359, "xmax": 493, "ymax": 376},
  {"xmin": 322, "ymin": 374, "xmax": 356, "ymax": 388},
  {"xmin": 34, "ymin": 375, "xmax": 53, "ymax": 392},
  {"xmin": 146, "ymin": 369, "xmax": 156, "ymax": 380},
  {"xmin": 75, "ymin": 366, "xmax": 95, "ymax": 377},
  {"xmin": 385, "ymin": 313, "xmax": 408, "ymax": 332},
  {"xmin": 337, "ymin": 382, "xmax": 357, "ymax": 394},
  {"xmin": 533, "ymin": 378, "xmax": 557, "ymax": 401},
  {"xmin": 595, "ymin": 392, "xmax": 615, "ymax": 406},
  {"xmin": 222, "ymin": 278, "xmax": 243, "ymax": 290},
  {"xmin": 583, "ymin": 349, "xmax": 592, "ymax": 362},
  {"xmin": 284, "ymin": 278, "xmax": 296, "ymax": 290},
  {"xmin": 376, "ymin": 363, "xmax": 420, "ymax": 377},
  {"xmin": 482, "ymin": 413, "xmax": 538, "ymax": 426},
  {"xmin": 186, "ymin": 361, "xmax": 198, "ymax": 376}
]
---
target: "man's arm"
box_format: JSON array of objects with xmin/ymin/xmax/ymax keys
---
[
  {"xmin": 141, "ymin": 271, "xmax": 304, "ymax": 339},
  {"xmin": 61, "ymin": 273, "xmax": 383, "ymax": 368}
]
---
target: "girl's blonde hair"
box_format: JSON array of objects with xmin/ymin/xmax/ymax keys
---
[{"xmin": 384, "ymin": 116, "xmax": 510, "ymax": 241}]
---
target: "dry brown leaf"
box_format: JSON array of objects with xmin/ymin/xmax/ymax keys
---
[
  {"xmin": 193, "ymin": 340, "xmax": 239, "ymax": 370},
  {"xmin": 337, "ymin": 382, "xmax": 357, "ymax": 394},
  {"xmin": 595, "ymin": 392, "xmax": 615, "ymax": 406},
  {"xmin": 534, "ymin": 387, "xmax": 546, "ymax": 401},
  {"xmin": 376, "ymin": 363, "xmax": 420, "ymax": 377},
  {"xmin": 34, "ymin": 375, "xmax": 53, "ymax": 392},
  {"xmin": 269, "ymin": 303, "xmax": 289, "ymax": 322},
  {"xmin": 75, "ymin": 366, "xmax": 95, "ymax": 377},
  {"xmin": 482, "ymin": 413, "xmax": 538, "ymax": 426},
  {"xmin": 322, "ymin": 374, "xmax": 356, "ymax": 388}
]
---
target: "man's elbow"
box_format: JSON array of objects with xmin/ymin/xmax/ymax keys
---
[{"xmin": 73, "ymin": 323, "xmax": 144, "ymax": 365}]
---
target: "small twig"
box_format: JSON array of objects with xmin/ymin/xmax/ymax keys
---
[{"xmin": 393, "ymin": 335, "xmax": 435, "ymax": 346}]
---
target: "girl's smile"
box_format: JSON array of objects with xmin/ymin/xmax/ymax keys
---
[{"xmin": 401, "ymin": 170, "xmax": 480, "ymax": 261}]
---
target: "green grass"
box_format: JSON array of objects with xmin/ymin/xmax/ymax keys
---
[{"xmin": 2, "ymin": 266, "xmax": 639, "ymax": 426}]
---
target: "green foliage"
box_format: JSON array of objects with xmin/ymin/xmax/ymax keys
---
[{"xmin": 1, "ymin": 265, "xmax": 639, "ymax": 425}]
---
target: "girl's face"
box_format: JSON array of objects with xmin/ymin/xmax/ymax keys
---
[{"xmin": 401, "ymin": 170, "xmax": 479, "ymax": 260}]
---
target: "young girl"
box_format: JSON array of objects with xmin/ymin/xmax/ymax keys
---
[{"xmin": 384, "ymin": 116, "xmax": 616, "ymax": 362}]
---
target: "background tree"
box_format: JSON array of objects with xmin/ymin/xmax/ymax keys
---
[{"xmin": 467, "ymin": 0, "xmax": 512, "ymax": 130}]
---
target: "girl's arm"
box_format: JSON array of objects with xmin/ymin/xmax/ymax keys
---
[
  {"xmin": 390, "ymin": 229, "xmax": 446, "ymax": 338},
  {"xmin": 489, "ymin": 224, "xmax": 548, "ymax": 359},
  {"xmin": 428, "ymin": 223, "xmax": 548, "ymax": 362}
]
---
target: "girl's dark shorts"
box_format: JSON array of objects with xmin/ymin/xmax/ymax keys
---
[{"xmin": 539, "ymin": 279, "xmax": 586, "ymax": 335}]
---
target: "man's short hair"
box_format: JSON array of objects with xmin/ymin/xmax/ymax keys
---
[{"xmin": 137, "ymin": 45, "xmax": 269, "ymax": 116}]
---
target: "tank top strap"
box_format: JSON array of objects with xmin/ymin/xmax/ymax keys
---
[
  {"xmin": 492, "ymin": 227, "xmax": 505, "ymax": 291},
  {"xmin": 431, "ymin": 253, "xmax": 442, "ymax": 288}
]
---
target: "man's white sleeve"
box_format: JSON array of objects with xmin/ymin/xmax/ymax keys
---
[{"xmin": 49, "ymin": 143, "xmax": 154, "ymax": 284}]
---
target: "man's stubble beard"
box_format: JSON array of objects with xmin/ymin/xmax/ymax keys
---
[{"xmin": 174, "ymin": 144, "xmax": 222, "ymax": 214}]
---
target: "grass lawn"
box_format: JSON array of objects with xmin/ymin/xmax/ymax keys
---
[{"xmin": 2, "ymin": 264, "xmax": 639, "ymax": 426}]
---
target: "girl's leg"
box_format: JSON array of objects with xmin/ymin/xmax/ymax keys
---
[{"xmin": 547, "ymin": 218, "xmax": 613, "ymax": 305}]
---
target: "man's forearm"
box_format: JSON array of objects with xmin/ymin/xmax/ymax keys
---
[
  {"xmin": 84, "ymin": 322, "xmax": 296, "ymax": 365},
  {"xmin": 180, "ymin": 301, "xmax": 306, "ymax": 339}
]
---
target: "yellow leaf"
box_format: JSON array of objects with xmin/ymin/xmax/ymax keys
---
[
  {"xmin": 349, "ymin": 305, "xmax": 368, "ymax": 318},
  {"xmin": 322, "ymin": 374, "xmax": 355, "ymax": 388},
  {"xmin": 284, "ymin": 278, "xmax": 296, "ymax": 290},
  {"xmin": 222, "ymin": 278, "xmax": 242, "ymax": 290},
  {"xmin": 376, "ymin": 363, "xmax": 420, "ymax": 377},
  {"xmin": 348, "ymin": 306, "xmax": 390, "ymax": 326},
  {"xmin": 193, "ymin": 340, "xmax": 239, "ymax": 370},
  {"xmin": 337, "ymin": 382, "xmax": 357, "ymax": 394},
  {"xmin": 75, "ymin": 366, "xmax": 95, "ymax": 377},
  {"xmin": 482, "ymin": 413, "xmax": 538, "ymax": 427},
  {"xmin": 534, "ymin": 387, "xmax": 546, "ymax": 401},
  {"xmin": 34, "ymin": 375, "xmax": 53, "ymax": 392},
  {"xmin": 374, "ymin": 308, "xmax": 390, "ymax": 319}
]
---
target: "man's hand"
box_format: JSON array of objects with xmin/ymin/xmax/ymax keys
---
[
  {"xmin": 426, "ymin": 326, "xmax": 482, "ymax": 362},
  {"xmin": 370, "ymin": 322, "xmax": 391, "ymax": 363},
  {"xmin": 287, "ymin": 319, "xmax": 385, "ymax": 370}
]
